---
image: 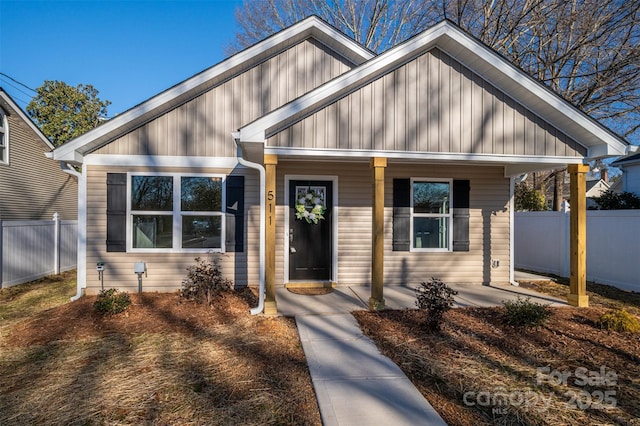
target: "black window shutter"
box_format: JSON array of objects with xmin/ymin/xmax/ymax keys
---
[
  {"xmin": 393, "ymin": 179, "xmax": 411, "ymax": 251},
  {"xmin": 452, "ymin": 180, "xmax": 470, "ymax": 252},
  {"xmin": 225, "ymin": 175, "xmax": 244, "ymax": 252},
  {"xmin": 106, "ymin": 173, "xmax": 127, "ymax": 252}
]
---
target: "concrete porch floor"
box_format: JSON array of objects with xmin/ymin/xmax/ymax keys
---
[{"xmin": 276, "ymin": 271, "xmax": 566, "ymax": 316}]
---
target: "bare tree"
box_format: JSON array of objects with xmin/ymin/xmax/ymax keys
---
[
  {"xmin": 229, "ymin": 0, "xmax": 433, "ymax": 54},
  {"xmin": 230, "ymin": 0, "xmax": 640, "ymax": 143}
]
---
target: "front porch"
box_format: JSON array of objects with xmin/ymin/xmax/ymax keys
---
[
  {"xmin": 259, "ymin": 155, "xmax": 591, "ymax": 315},
  {"xmin": 275, "ymin": 271, "xmax": 566, "ymax": 316}
]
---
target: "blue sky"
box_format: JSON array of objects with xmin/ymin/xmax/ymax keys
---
[{"xmin": 1, "ymin": 0, "xmax": 243, "ymax": 116}]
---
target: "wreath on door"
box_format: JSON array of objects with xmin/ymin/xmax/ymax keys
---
[{"xmin": 295, "ymin": 190, "xmax": 326, "ymax": 224}]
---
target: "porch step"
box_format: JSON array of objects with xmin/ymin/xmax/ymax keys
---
[{"xmin": 284, "ymin": 281, "xmax": 336, "ymax": 289}]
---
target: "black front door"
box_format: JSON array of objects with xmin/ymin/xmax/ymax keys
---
[{"xmin": 289, "ymin": 180, "xmax": 332, "ymax": 281}]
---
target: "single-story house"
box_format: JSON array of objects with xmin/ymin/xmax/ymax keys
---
[
  {"xmin": 611, "ymin": 152, "xmax": 640, "ymax": 196},
  {"xmin": 51, "ymin": 17, "xmax": 630, "ymax": 312}
]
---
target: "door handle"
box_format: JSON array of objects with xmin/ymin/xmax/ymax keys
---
[{"xmin": 289, "ymin": 228, "xmax": 294, "ymax": 243}]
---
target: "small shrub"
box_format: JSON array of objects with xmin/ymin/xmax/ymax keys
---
[
  {"xmin": 415, "ymin": 277, "xmax": 458, "ymax": 331},
  {"xmin": 94, "ymin": 288, "xmax": 131, "ymax": 315},
  {"xmin": 502, "ymin": 297, "xmax": 552, "ymax": 327},
  {"xmin": 181, "ymin": 257, "xmax": 232, "ymax": 305},
  {"xmin": 597, "ymin": 309, "xmax": 640, "ymax": 333}
]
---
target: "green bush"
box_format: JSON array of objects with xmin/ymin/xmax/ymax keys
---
[
  {"xmin": 94, "ymin": 288, "xmax": 131, "ymax": 315},
  {"xmin": 592, "ymin": 190, "xmax": 640, "ymax": 210},
  {"xmin": 415, "ymin": 277, "xmax": 458, "ymax": 331},
  {"xmin": 502, "ymin": 297, "xmax": 553, "ymax": 327},
  {"xmin": 180, "ymin": 257, "xmax": 232, "ymax": 305},
  {"xmin": 514, "ymin": 182, "xmax": 548, "ymax": 211},
  {"xmin": 597, "ymin": 309, "xmax": 640, "ymax": 333}
]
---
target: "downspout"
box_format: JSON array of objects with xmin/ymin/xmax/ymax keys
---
[
  {"xmin": 509, "ymin": 175, "xmax": 519, "ymax": 286},
  {"xmin": 233, "ymin": 142, "xmax": 266, "ymax": 315},
  {"xmin": 60, "ymin": 162, "xmax": 86, "ymax": 301}
]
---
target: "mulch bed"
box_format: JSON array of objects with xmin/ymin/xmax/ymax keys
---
[{"xmin": 354, "ymin": 306, "xmax": 640, "ymax": 425}]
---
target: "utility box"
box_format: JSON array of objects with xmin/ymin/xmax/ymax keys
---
[{"xmin": 134, "ymin": 262, "xmax": 146, "ymax": 275}]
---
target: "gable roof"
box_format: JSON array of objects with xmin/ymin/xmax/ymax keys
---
[
  {"xmin": 611, "ymin": 151, "xmax": 640, "ymax": 168},
  {"xmin": 0, "ymin": 87, "xmax": 55, "ymax": 150},
  {"xmin": 52, "ymin": 16, "xmax": 374, "ymax": 163},
  {"xmin": 238, "ymin": 20, "xmax": 628, "ymax": 160}
]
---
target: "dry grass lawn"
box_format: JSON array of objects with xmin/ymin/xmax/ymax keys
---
[{"xmin": 0, "ymin": 272, "xmax": 321, "ymax": 425}]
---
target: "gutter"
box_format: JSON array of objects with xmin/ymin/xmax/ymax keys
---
[
  {"xmin": 59, "ymin": 162, "xmax": 86, "ymax": 301},
  {"xmin": 233, "ymin": 138, "xmax": 265, "ymax": 315}
]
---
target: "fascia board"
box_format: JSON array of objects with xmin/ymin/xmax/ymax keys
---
[
  {"xmin": 438, "ymin": 25, "xmax": 628, "ymax": 155},
  {"xmin": 611, "ymin": 151, "xmax": 640, "ymax": 167},
  {"xmin": 239, "ymin": 23, "xmax": 450, "ymax": 142},
  {"xmin": 0, "ymin": 89, "xmax": 55, "ymax": 150},
  {"xmin": 242, "ymin": 20, "xmax": 627, "ymax": 158},
  {"xmin": 52, "ymin": 16, "xmax": 373, "ymax": 163}
]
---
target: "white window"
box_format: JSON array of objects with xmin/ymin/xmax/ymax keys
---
[
  {"xmin": 128, "ymin": 173, "xmax": 225, "ymax": 252},
  {"xmin": 0, "ymin": 108, "xmax": 7, "ymax": 164},
  {"xmin": 411, "ymin": 179, "xmax": 452, "ymax": 251}
]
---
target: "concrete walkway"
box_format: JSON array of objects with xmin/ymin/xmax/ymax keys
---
[
  {"xmin": 296, "ymin": 313, "xmax": 447, "ymax": 426},
  {"xmin": 279, "ymin": 273, "xmax": 562, "ymax": 425}
]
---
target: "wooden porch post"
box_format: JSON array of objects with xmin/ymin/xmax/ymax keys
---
[
  {"xmin": 264, "ymin": 154, "xmax": 278, "ymax": 315},
  {"xmin": 369, "ymin": 157, "xmax": 387, "ymax": 310},
  {"xmin": 568, "ymin": 164, "xmax": 589, "ymax": 307}
]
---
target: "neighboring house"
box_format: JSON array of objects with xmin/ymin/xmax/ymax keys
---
[
  {"xmin": 611, "ymin": 151, "xmax": 640, "ymax": 196},
  {"xmin": 585, "ymin": 178, "xmax": 610, "ymax": 209},
  {"xmin": 0, "ymin": 88, "xmax": 77, "ymax": 220},
  {"xmin": 556, "ymin": 175, "xmax": 610, "ymax": 209},
  {"xmin": 51, "ymin": 18, "xmax": 628, "ymax": 312}
]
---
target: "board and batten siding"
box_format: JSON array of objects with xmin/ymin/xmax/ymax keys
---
[
  {"xmin": 268, "ymin": 48, "xmax": 586, "ymax": 158},
  {"xmin": 83, "ymin": 165, "xmax": 260, "ymax": 294},
  {"xmin": 0, "ymin": 106, "xmax": 77, "ymax": 220},
  {"xmin": 274, "ymin": 161, "xmax": 510, "ymax": 287},
  {"xmin": 94, "ymin": 38, "xmax": 357, "ymax": 158}
]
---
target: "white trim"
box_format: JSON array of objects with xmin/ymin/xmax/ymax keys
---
[
  {"xmin": 0, "ymin": 106, "xmax": 8, "ymax": 165},
  {"xmin": 235, "ymin": 147, "xmax": 266, "ymax": 315},
  {"xmin": 266, "ymin": 146, "xmax": 584, "ymax": 165},
  {"xmin": 509, "ymin": 176, "xmax": 518, "ymax": 286},
  {"xmin": 71, "ymin": 168, "xmax": 87, "ymax": 300},
  {"xmin": 84, "ymin": 154, "xmax": 239, "ymax": 168},
  {"xmin": 410, "ymin": 178, "xmax": 453, "ymax": 252},
  {"xmin": 432, "ymin": 33, "xmax": 626, "ymax": 155},
  {"xmin": 52, "ymin": 17, "xmax": 374, "ymax": 163},
  {"xmin": 0, "ymin": 89, "xmax": 55, "ymax": 151},
  {"xmin": 284, "ymin": 174, "xmax": 339, "ymax": 284},
  {"xmin": 240, "ymin": 21, "xmax": 626, "ymax": 155},
  {"xmin": 126, "ymin": 172, "xmax": 227, "ymax": 253}
]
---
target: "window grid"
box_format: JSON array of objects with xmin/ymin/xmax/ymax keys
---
[
  {"xmin": 128, "ymin": 173, "xmax": 226, "ymax": 253},
  {"xmin": 0, "ymin": 108, "xmax": 7, "ymax": 164},
  {"xmin": 410, "ymin": 178, "xmax": 453, "ymax": 252}
]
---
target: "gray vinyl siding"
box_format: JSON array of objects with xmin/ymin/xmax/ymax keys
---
[
  {"xmin": 83, "ymin": 164, "xmax": 260, "ymax": 295},
  {"xmin": 0, "ymin": 106, "xmax": 77, "ymax": 220},
  {"xmin": 273, "ymin": 161, "xmax": 510, "ymax": 287},
  {"xmin": 269, "ymin": 48, "xmax": 586, "ymax": 158},
  {"xmin": 95, "ymin": 38, "xmax": 357, "ymax": 157}
]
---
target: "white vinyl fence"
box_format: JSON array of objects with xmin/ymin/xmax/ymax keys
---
[
  {"xmin": 515, "ymin": 210, "xmax": 640, "ymax": 292},
  {"xmin": 0, "ymin": 213, "xmax": 77, "ymax": 288}
]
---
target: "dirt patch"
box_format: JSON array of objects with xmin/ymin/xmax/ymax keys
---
[{"xmin": 354, "ymin": 306, "xmax": 640, "ymax": 425}]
